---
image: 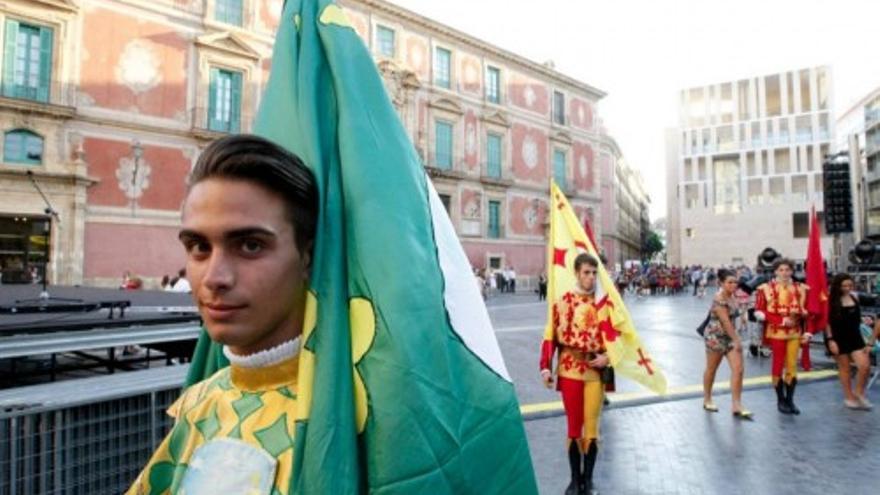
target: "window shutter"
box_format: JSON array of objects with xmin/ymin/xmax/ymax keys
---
[
  {"xmin": 3, "ymin": 20, "xmax": 19, "ymax": 98},
  {"xmin": 230, "ymin": 71, "xmax": 242, "ymax": 133},
  {"xmin": 208, "ymin": 68, "xmax": 219, "ymax": 131},
  {"xmin": 37, "ymin": 27, "xmax": 53, "ymax": 103}
]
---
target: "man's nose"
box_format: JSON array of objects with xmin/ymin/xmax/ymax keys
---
[{"xmin": 202, "ymin": 250, "xmax": 235, "ymax": 291}]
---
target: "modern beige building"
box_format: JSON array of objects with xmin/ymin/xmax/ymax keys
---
[{"xmin": 666, "ymin": 66, "xmax": 834, "ymax": 267}]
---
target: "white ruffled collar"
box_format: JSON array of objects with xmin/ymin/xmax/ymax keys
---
[{"xmin": 223, "ymin": 337, "xmax": 300, "ymax": 369}]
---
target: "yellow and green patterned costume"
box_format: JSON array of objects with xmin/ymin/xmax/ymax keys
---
[{"xmin": 127, "ymin": 355, "xmax": 299, "ymax": 495}]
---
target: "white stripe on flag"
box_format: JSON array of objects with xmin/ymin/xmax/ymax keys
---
[{"xmin": 426, "ymin": 178, "xmax": 511, "ymax": 381}]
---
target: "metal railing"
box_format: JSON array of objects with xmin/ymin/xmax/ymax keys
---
[{"xmin": 0, "ymin": 366, "xmax": 187, "ymax": 494}]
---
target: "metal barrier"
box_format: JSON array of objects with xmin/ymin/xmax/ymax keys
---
[{"xmin": 0, "ymin": 365, "xmax": 188, "ymax": 495}]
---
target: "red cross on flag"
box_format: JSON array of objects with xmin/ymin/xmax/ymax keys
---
[{"xmin": 542, "ymin": 181, "xmax": 667, "ymax": 395}]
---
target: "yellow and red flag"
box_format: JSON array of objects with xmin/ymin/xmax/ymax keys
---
[{"xmin": 543, "ymin": 181, "xmax": 667, "ymax": 394}]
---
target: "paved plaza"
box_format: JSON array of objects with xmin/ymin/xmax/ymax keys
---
[{"xmin": 488, "ymin": 291, "xmax": 879, "ymax": 494}]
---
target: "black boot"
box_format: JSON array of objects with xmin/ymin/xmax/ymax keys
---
[
  {"xmin": 775, "ymin": 380, "xmax": 793, "ymax": 414},
  {"xmin": 565, "ymin": 440, "xmax": 580, "ymax": 495},
  {"xmin": 786, "ymin": 378, "xmax": 800, "ymax": 415},
  {"xmin": 580, "ymin": 440, "xmax": 599, "ymax": 495}
]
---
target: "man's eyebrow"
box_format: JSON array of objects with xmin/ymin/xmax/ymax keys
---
[
  {"xmin": 178, "ymin": 229, "xmax": 204, "ymax": 242},
  {"xmin": 224, "ymin": 227, "xmax": 277, "ymax": 240},
  {"xmin": 177, "ymin": 227, "xmax": 276, "ymax": 242}
]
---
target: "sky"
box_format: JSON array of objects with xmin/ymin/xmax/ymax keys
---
[{"xmin": 388, "ymin": 0, "xmax": 880, "ymax": 219}]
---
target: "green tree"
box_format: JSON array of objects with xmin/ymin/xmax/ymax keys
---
[{"xmin": 643, "ymin": 231, "xmax": 664, "ymax": 261}]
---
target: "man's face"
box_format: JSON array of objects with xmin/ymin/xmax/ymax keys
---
[
  {"xmin": 775, "ymin": 264, "xmax": 793, "ymax": 282},
  {"xmin": 576, "ymin": 263, "xmax": 597, "ymax": 293},
  {"xmin": 179, "ymin": 178, "xmax": 311, "ymax": 356}
]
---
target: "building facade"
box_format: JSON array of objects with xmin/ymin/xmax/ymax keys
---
[
  {"xmin": 666, "ymin": 66, "xmax": 834, "ymax": 268},
  {"xmin": 342, "ymin": 0, "xmax": 607, "ymax": 286},
  {"xmin": 598, "ymin": 134, "xmax": 649, "ymax": 268},
  {"xmin": 0, "ymin": 0, "xmax": 619, "ymax": 288}
]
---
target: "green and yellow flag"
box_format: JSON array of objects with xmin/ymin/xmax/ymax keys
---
[{"xmin": 186, "ymin": 0, "xmax": 537, "ymax": 493}]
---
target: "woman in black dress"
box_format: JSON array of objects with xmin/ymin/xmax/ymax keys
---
[{"xmin": 826, "ymin": 274, "xmax": 872, "ymax": 410}]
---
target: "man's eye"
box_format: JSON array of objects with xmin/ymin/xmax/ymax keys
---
[
  {"xmin": 186, "ymin": 241, "xmax": 210, "ymax": 255},
  {"xmin": 241, "ymin": 239, "xmax": 264, "ymax": 254}
]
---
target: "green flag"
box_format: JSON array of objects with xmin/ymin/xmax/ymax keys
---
[{"xmin": 186, "ymin": 0, "xmax": 537, "ymax": 493}]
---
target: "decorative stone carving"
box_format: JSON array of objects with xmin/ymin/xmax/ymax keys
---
[
  {"xmin": 522, "ymin": 135, "xmax": 538, "ymax": 170},
  {"xmin": 465, "ymin": 122, "xmax": 476, "ymax": 156},
  {"xmin": 115, "ymin": 39, "xmax": 162, "ymax": 95},
  {"xmin": 524, "ymin": 204, "xmax": 538, "ymax": 229},
  {"xmin": 463, "ymin": 198, "xmax": 481, "ymax": 219},
  {"xmin": 116, "ymin": 155, "xmax": 152, "ymax": 201},
  {"xmin": 378, "ymin": 60, "xmax": 421, "ymax": 110},
  {"xmin": 524, "ymin": 86, "xmax": 536, "ymax": 107}
]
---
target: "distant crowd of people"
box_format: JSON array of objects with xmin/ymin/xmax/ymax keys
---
[{"xmin": 120, "ymin": 268, "xmax": 191, "ymax": 293}]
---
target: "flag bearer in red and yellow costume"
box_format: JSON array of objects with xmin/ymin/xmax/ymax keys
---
[
  {"xmin": 541, "ymin": 253, "xmax": 606, "ymax": 495},
  {"xmin": 539, "ymin": 182, "xmax": 667, "ymax": 495},
  {"xmin": 754, "ymin": 258, "xmax": 812, "ymax": 415}
]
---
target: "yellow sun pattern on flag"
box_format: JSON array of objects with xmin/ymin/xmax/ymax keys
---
[{"xmin": 296, "ymin": 292, "xmax": 376, "ymax": 434}]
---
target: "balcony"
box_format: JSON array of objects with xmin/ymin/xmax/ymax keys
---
[
  {"xmin": 0, "ymin": 78, "xmax": 75, "ymax": 120},
  {"xmin": 866, "ymin": 109, "xmax": 880, "ymax": 129}
]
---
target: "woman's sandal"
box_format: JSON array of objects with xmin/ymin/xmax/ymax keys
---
[
  {"xmin": 703, "ymin": 402, "xmax": 719, "ymax": 412},
  {"xmin": 733, "ymin": 409, "xmax": 754, "ymax": 420}
]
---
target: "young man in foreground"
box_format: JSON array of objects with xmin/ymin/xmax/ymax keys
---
[{"xmin": 128, "ymin": 134, "xmax": 317, "ymax": 495}]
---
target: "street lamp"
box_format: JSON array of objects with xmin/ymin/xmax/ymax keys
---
[{"xmin": 131, "ymin": 140, "xmax": 143, "ymax": 217}]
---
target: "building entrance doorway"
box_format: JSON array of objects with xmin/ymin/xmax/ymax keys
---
[{"xmin": 0, "ymin": 215, "xmax": 50, "ymax": 284}]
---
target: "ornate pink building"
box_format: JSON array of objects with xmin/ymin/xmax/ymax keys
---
[{"xmin": 0, "ymin": 0, "xmax": 620, "ymax": 288}]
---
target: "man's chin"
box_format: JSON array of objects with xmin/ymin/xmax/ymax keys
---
[{"xmin": 205, "ymin": 323, "xmax": 252, "ymax": 348}]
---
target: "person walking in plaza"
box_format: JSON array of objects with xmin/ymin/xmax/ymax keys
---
[
  {"xmin": 826, "ymin": 273, "xmax": 873, "ymax": 410},
  {"xmin": 754, "ymin": 258, "xmax": 812, "ymax": 415},
  {"xmin": 540, "ymin": 253, "xmax": 608, "ymax": 495},
  {"xmin": 538, "ymin": 271, "xmax": 548, "ymax": 301},
  {"xmin": 702, "ymin": 269, "xmax": 752, "ymax": 419}
]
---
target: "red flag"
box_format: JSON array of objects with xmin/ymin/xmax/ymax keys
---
[
  {"xmin": 803, "ymin": 206, "xmax": 828, "ymax": 370},
  {"xmin": 583, "ymin": 215, "xmax": 598, "ymax": 254}
]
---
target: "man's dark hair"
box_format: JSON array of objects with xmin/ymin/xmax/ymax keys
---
[
  {"xmin": 772, "ymin": 257, "xmax": 795, "ymax": 272},
  {"xmin": 574, "ymin": 253, "xmax": 598, "ymax": 272},
  {"xmin": 188, "ymin": 134, "xmax": 318, "ymax": 250}
]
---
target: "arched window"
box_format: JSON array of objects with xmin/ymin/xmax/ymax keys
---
[{"xmin": 4, "ymin": 129, "xmax": 44, "ymax": 165}]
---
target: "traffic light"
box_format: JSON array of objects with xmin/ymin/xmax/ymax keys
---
[{"xmin": 822, "ymin": 154, "xmax": 853, "ymax": 234}]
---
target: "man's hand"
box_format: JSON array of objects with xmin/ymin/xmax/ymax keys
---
[
  {"xmin": 800, "ymin": 332, "xmax": 813, "ymax": 345},
  {"xmin": 589, "ymin": 354, "xmax": 609, "ymax": 369},
  {"xmin": 540, "ymin": 369, "xmax": 554, "ymax": 389}
]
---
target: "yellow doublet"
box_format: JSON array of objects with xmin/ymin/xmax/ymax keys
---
[{"xmin": 128, "ymin": 356, "xmax": 299, "ymax": 495}]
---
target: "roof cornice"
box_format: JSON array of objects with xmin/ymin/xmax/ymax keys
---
[{"xmin": 347, "ymin": 0, "xmax": 606, "ymax": 101}]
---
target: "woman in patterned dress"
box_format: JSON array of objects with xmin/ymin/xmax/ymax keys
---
[{"xmin": 702, "ymin": 269, "xmax": 752, "ymax": 419}]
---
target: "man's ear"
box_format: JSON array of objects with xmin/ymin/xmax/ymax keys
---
[{"xmin": 302, "ymin": 240, "xmax": 314, "ymax": 276}]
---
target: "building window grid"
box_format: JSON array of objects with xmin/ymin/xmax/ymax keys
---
[
  {"xmin": 208, "ymin": 68, "xmax": 242, "ymax": 133},
  {"xmin": 376, "ymin": 25, "xmax": 395, "ymax": 58},
  {"xmin": 486, "ymin": 133, "xmax": 502, "ymax": 178},
  {"xmin": 434, "ymin": 47, "xmax": 451, "ymax": 89},
  {"xmin": 487, "ymin": 200, "xmax": 501, "ymax": 239},
  {"xmin": 486, "ymin": 66, "xmax": 500, "ymax": 104},
  {"xmin": 2, "ymin": 20, "xmax": 53, "ymax": 103},
  {"xmin": 553, "ymin": 149, "xmax": 567, "ymax": 190},
  {"xmin": 3, "ymin": 129, "xmax": 43, "ymax": 165},
  {"xmin": 215, "ymin": 0, "xmax": 244, "ymax": 27},
  {"xmin": 434, "ymin": 120, "xmax": 453, "ymax": 170},
  {"xmin": 553, "ymin": 91, "xmax": 565, "ymax": 125}
]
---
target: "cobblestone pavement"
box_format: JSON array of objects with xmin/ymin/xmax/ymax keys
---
[
  {"xmin": 527, "ymin": 380, "xmax": 878, "ymax": 495},
  {"xmin": 486, "ymin": 291, "xmax": 878, "ymax": 494}
]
